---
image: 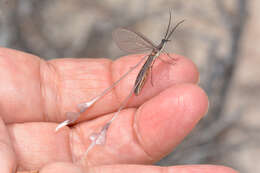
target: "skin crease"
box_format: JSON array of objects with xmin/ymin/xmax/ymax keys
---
[{"xmin": 0, "ymin": 48, "xmax": 238, "ymax": 173}]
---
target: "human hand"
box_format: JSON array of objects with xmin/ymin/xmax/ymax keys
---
[{"xmin": 0, "ymin": 48, "xmax": 237, "ymax": 173}]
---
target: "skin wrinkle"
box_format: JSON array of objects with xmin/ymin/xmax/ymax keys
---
[
  {"xmin": 1, "ymin": 119, "xmax": 17, "ymax": 171},
  {"xmin": 70, "ymin": 121, "xmax": 101, "ymax": 166},
  {"xmin": 74, "ymin": 118, "xmax": 108, "ymax": 166},
  {"xmin": 63, "ymin": 128, "xmax": 74, "ymax": 164},
  {"xmin": 68, "ymin": 124, "xmax": 80, "ymax": 163},
  {"xmin": 74, "ymin": 124, "xmax": 88, "ymax": 164},
  {"xmin": 69, "ymin": 127, "xmax": 78, "ymax": 164},
  {"xmin": 133, "ymin": 107, "xmax": 154, "ymax": 162},
  {"xmin": 38, "ymin": 60, "xmax": 48, "ymax": 122},
  {"xmin": 46, "ymin": 60, "xmax": 63, "ymax": 122},
  {"xmin": 0, "ymin": 140, "xmax": 16, "ymax": 171},
  {"xmin": 51, "ymin": 62, "xmax": 62, "ymax": 122},
  {"xmin": 108, "ymin": 108, "xmax": 155, "ymax": 163}
]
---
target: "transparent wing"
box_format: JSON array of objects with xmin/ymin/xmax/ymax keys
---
[{"xmin": 112, "ymin": 27, "xmax": 157, "ymax": 53}]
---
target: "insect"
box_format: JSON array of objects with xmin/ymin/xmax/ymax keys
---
[
  {"xmin": 55, "ymin": 11, "xmax": 184, "ymax": 158},
  {"xmin": 116, "ymin": 21, "xmax": 185, "ymax": 95}
]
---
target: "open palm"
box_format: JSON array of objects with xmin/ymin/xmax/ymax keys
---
[{"xmin": 0, "ymin": 48, "xmax": 236, "ymax": 173}]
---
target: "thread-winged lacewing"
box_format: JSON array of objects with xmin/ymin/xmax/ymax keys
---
[{"xmin": 55, "ymin": 11, "xmax": 184, "ymax": 157}]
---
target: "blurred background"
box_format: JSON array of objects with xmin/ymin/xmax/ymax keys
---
[{"xmin": 0, "ymin": 0, "xmax": 259, "ymax": 172}]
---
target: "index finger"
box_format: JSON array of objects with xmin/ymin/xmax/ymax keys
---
[{"xmin": 0, "ymin": 48, "xmax": 198, "ymax": 124}]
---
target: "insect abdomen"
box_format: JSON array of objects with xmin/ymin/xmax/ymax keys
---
[{"xmin": 133, "ymin": 54, "xmax": 155, "ymax": 95}]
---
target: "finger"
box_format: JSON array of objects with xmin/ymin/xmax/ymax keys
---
[
  {"xmin": 17, "ymin": 164, "xmax": 238, "ymax": 173},
  {"xmin": 91, "ymin": 164, "xmax": 238, "ymax": 173},
  {"xmin": 37, "ymin": 164, "xmax": 238, "ymax": 173},
  {"xmin": 76, "ymin": 83, "xmax": 208, "ymax": 165},
  {"xmin": 8, "ymin": 84, "xmax": 207, "ymax": 169},
  {"xmin": 93, "ymin": 164, "xmax": 238, "ymax": 173},
  {"xmin": 0, "ymin": 48, "xmax": 45, "ymax": 124},
  {"xmin": 0, "ymin": 48, "xmax": 198, "ymax": 124},
  {"xmin": 0, "ymin": 117, "xmax": 17, "ymax": 173}
]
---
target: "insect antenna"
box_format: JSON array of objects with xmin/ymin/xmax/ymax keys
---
[
  {"xmin": 166, "ymin": 19, "xmax": 185, "ymax": 40},
  {"xmin": 164, "ymin": 10, "xmax": 172, "ymax": 39}
]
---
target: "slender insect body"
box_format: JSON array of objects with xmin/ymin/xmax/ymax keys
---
[
  {"xmin": 134, "ymin": 51, "xmax": 157, "ymax": 95},
  {"xmin": 134, "ymin": 55, "xmax": 153, "ymax": 95},
  {"xmin": 134, "ymin": 38, "xmax": 168, "ymax": 95}
]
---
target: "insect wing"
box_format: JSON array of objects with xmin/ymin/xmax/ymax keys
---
[{"xmin": 113, "ymin": 27, "xmax": 157, "ymax": 53}]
